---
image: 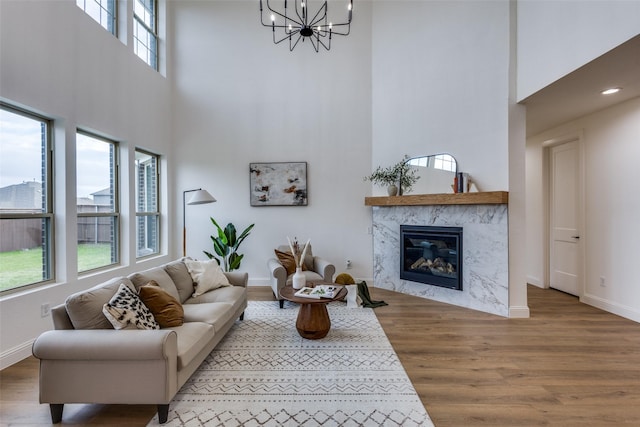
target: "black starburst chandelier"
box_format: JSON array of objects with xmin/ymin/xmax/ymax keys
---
[{"xmin": 259, "ymin": 0, "xmax": 353, "ymax": 52}]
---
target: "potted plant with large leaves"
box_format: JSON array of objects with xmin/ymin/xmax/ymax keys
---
[{"xmin": 203, "ymin": 218, "xmax": 255, "ymax": 272}]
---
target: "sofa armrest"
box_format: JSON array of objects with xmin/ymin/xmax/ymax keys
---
[
  {"xmin": 313, "ymin": 256, "xmax": 336, "ymax": 282},
  {"xmin": 224, "ymin": 271, "xmax": 248, "ymax": 287},
  {"xmin": 268, "ymin": 258, "xmax": 287, "ymax": 282},
  {"xmin": 32, "ymin": 329, "xmax": 177, "ymax": 361}
]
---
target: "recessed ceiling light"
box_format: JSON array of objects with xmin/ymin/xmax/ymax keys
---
[{"xmin": 601, "ymin": 87, "xmax": 621, "ymax": 95}]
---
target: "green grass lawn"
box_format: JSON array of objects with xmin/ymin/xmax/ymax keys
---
[{"xmin": 0, "ymin": 244, "xmax": 113, "ymax": 292}]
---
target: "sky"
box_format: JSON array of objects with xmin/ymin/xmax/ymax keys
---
[{"xmin": 0, "ymin": 108, "xmax": 111, "ymax": 200}]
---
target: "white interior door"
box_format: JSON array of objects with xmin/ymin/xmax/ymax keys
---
[{"xmin": 549, "ymin": 140, "xmax": 581, "ymax": 296}]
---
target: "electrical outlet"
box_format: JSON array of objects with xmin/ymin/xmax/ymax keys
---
[
  {"xmin": 600, "ymin": 276, "xmax": 606, "ymax": 287},
  {"xmin": 41, "ymin": 302, "xmax": 51, "ymax": 318},
  {"xmin": 346, "ymin": 259, "xmax": 352, "ymax": 269}
]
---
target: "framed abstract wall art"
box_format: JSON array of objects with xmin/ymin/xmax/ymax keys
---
[{"xmin": 249, "ymin": 162, "xmax": 308, "ymax": 206}]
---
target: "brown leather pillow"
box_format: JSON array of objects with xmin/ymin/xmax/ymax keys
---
[
  {"xmin": 274, "ymin": 249, "xmax": 307, "ymax": 276},
  {"xmin": 138, "ymin": 280, "xmax": 184, "ymax": 328}
]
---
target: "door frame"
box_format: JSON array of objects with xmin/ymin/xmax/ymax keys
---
[{"xmin": 542, "ymin": 130, "xmax": 585, "ymax": 296}]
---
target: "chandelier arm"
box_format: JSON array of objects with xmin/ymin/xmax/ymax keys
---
[
  {"xmin": 292, "ymin": 0, "xmax": 305, "ymax": 26},
  {"xmin": 307, "ymin": 2, "xmax": 327, "ymax": 28},
  {"xmin": 309, "ymin": 35, "xmax": 320, "ymax": 53},
  {"xmin": 274, "ymin": 29, "xmax": 301, "ymax": 45},
  {"xmin": 290, "ymin": 33, "xmax": 303, "ymax": 51},
  {"xmin": 261, "ymin": 7, "xmax": 303, "ymax": 28}
]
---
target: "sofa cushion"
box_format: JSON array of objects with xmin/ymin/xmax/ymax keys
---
[
  {"xmin": 65, "ymin": 277, "xmax": 135, "ymax": 330},
  {"xmin": 102, "ymin": 283, "xmax": 160, "ymax": 330},
  {"xmin": 165, "ymin": 322, "xmax": 216, "ymax": 371},
  {"xmin": 163, "ymin": 259, "xmax": 195, "ymax": 303},
  {"xmin": 138, "ymin": 281, "xmax": 184, "ymax": 328},
  {"xmin": 128, "ymin": 267, "xmax": 181, "ymax": 302},
  {"xmin": 182, "ymin": 302, "xmax": 238, "ymax": 333},
  {"xmin": 184, "ymin": 259, "xmax": 231, "ymax": 297}
]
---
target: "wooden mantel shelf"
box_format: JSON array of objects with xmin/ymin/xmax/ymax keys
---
[{"xmin": 365, "ymin": 191, "xmax": 508, "ymax": 206}]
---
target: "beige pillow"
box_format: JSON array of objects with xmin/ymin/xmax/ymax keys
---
[
  {"xmin": 274, "ymin": 249, "xmax": 309, "ymax": 275},
  {"xmin": 65, "ymin": 277, "xmax": 134, "ymax": 329},
  {"xmin": 138, "ymin": 281, "xmax": 184, "ymax": 328},
  {"xmin": 184, "ymin": 259, "xmax": 231, "ymax": 297}
]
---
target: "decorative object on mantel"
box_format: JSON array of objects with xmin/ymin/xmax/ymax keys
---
[
  {"xmin": 364, "ymin": 155, "xmax": 420, "ymax": 196},
  {"xmin": 259, "ymin": 0, "xmax": 353, "ymax": 52},
  {"xmin": 203, "ymin": 218, "xmax": 255, "ymax": 272},
  {"xmin": 250, "ymin": 162, "xmax": 307, "ymax": 206},
  {"xmin": 401, "ymin": 154, "xmax": 458, "ymax": 195},
  {"xmin": 287, "ymin": 236, "xmax": 310, "ymax": 289}
]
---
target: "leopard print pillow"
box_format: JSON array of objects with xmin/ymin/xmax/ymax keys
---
[{"xmin": 102, "ymin": 283, "xmax": 159, "ymax": 330}]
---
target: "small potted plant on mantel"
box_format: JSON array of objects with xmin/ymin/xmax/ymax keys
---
[{"xmin": 365, "ymin": 155, "xmax": 420, "ymax": 196}]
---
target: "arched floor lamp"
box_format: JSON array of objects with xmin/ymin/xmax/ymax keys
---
[{"xmin": 182, "ymin": 188, "xmax": 216, "ymax": 256}]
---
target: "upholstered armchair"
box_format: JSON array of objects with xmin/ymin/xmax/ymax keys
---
[{"xmin": 268, "ymin": 244, "xmax": 336, "ymax": 308}]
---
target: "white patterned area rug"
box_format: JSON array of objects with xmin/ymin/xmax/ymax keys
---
[{"xmin": 148, "ymin": 300, "xmax": 433, "ymax": 426}]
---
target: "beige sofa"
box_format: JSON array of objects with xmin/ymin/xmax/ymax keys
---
[{"xmin": 32, "ymin": 258, "xmax": 247, "ymax": 424}]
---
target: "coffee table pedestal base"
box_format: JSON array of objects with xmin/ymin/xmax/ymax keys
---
[{"xmin": 296, "ymin": 303, "xmax": 331, "ymax": 340}]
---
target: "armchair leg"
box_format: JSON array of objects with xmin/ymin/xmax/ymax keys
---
[
  {"xmin": 49, "ymin": 404, "xmax": 63, "ymax": 423},
  {"xmin": 239, "ymin": 311, "xmax": 245, "ymax": 321},
  {"xmin": 279, "ymin": 299, "xmax": 284, "ymax": 309},
  {"xmin": 158, "ymin": 404, "xmax": 170, "ymax": 424}
]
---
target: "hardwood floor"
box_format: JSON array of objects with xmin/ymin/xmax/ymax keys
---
[{"xmin": 2, "ymin": 285, "xmax": 639, "ymax": 426}]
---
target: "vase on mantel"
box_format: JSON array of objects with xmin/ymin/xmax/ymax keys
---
[
  {"xmin": 387, "ymin": 184, "xmax": 398, "ymax": 196},
  {"xmin": 292, "ymin": 267, "xmax": 305, "ymax": 289}
]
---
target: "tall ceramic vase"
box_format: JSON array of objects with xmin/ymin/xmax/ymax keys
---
[{"xmin": 292, "ymin": 267, "xmax": 305, "ymax": 290}]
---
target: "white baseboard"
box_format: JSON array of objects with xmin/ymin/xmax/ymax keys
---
[
  {"xmin": 247, "ymin": 277, "xmax": 375, "ymax": 287},
  {"xmin": 1, "ymin": 340, "xmax": 34, "ymax": 370},
  {"xmin": 508, "ymin": 305, "xmax": 530, "ymax": 318},
  {"xmin": 526, "ymin": 275, "xmax": 543, "ymax": 287},
  {"xmin": 581, "ymin": 293, "xmax": 640, "ymax": 323}
]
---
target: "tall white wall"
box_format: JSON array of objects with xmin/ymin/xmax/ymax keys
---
[
  {"xmin": 0, "ymin": 1, "xmax": 173, "ymax": 368},
  {"xmin": 371, "ymin": 0, "xmax": 512, "ymax": 194},
  {"xmin": 168, "ymin": 1, "xmax": 374, "ymax": 283},
  {"xmin": 517, "ymin": 0, "xmax": 640, "ymax": 100},
  {"xmin": 526, "ymin": 97, "xmax": 640, "ymax": 322}
]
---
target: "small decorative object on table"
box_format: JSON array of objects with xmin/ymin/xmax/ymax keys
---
[
  {"xmin": 287, "ymin": 236, "xmax": 310, "ymax": 289},
  {"xmin": 294, "ymin": 285, "xmax": 342, "ymax": 299}
]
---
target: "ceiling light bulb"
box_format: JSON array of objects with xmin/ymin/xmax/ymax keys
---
[
  {"xmin": 270, "ymin": 14, "xmax": 275, "ymax": 22},
  {"xmin": 318, "ymin": 26, "xmax": 322, "ymax": 31},
  {"xmin": 301, "ymin": 2, "xmax": 305, "ymax": 8},
  {"xmin": 348, "ymin": 3, "xmax": 352, "ymax": 11},
  {"xmin": 329, "ymin": 22, "xmax": 333, "ymax": 29},
  {"xmin": 601, "ymin": 87, "xmax": 621, "ymax": 95}
]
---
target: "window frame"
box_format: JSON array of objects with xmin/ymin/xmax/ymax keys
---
[
  {"xmin": 75, "ymin": 0, "xmax": 118, "ymax": 36},
  {"xmin": 133, "ymin": 0, "xmax": 159, "ymax": 70},
  {"xmin": 134, "ymin": 148, "xmax": 160, "ymax": 259},
  {"xmin": 76, "ymin": 130, "xmax": 120, "ymax": 274},
  {"xmin": 0, "ymin": 103, "xmax": 55, "ymax": 294}
]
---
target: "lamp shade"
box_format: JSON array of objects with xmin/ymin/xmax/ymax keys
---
[{"xmin": 187, "ymin": 189, "xmax": 216, "ymax": 205}]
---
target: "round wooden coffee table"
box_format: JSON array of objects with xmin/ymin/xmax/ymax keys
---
[{"xmin": 279, "ymin": 285, "xmax": 346, "ymax": 340}]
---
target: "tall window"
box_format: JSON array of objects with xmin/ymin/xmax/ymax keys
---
[
  {"xmin": 0, "ymin": 105, "xmax": 53, "ymax": 293},
  {"xmin": 134, "ymin": 0, "xmax": 158, "ymax": 70},
  {"xmin": 76, "ymin": 0, "xmax": 117, "ymax": 35},
  {"xmin": 135, "ymin": 149, "xmax": 160, "ymax": 258},
  {"xmin": 76, "ymin": 132, "xmax": 119, "ymax": 272}
]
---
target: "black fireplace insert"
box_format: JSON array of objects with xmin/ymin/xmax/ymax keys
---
[{"xmin": 400, "ymin": 225, "xmax": 463, "ymax": 291}]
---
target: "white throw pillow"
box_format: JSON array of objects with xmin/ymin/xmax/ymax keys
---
[
  {"xmin": 184, "ymin": 259, "xmax": 231, "ymax": 297},
  {"xmin": 102, "ymin": 283, "xmax": 159, "ymax": 330}
]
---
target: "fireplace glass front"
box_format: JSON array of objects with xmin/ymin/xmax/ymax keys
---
[{"xmin": 400, "ymin": 225, "xmax": 463, "ymax": 291}]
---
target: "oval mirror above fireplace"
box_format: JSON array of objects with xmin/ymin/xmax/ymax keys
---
[{"xmin": 401, "ymin": 153, "xmax": 458, "ymax": 195}]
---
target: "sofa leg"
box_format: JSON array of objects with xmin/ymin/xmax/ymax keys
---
[
  {"xmin": 158, "ymin": 404, "xmax": 170, "ymax": 424},
  {"xmin": 279, "ymin": 299, "xmax": 284, "ymax": 309},
  {"xmin": 239, "ymin": 311, "xmax": 245, "ymax": 321},
  {"xmin": 49, "ymin": 404, "xmax": 63, "ymax": 423}
]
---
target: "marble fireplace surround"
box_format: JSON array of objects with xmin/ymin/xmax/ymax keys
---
[{"xmin": 366, "ymin": 192, "xmax": 509, "ymax": 317}]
